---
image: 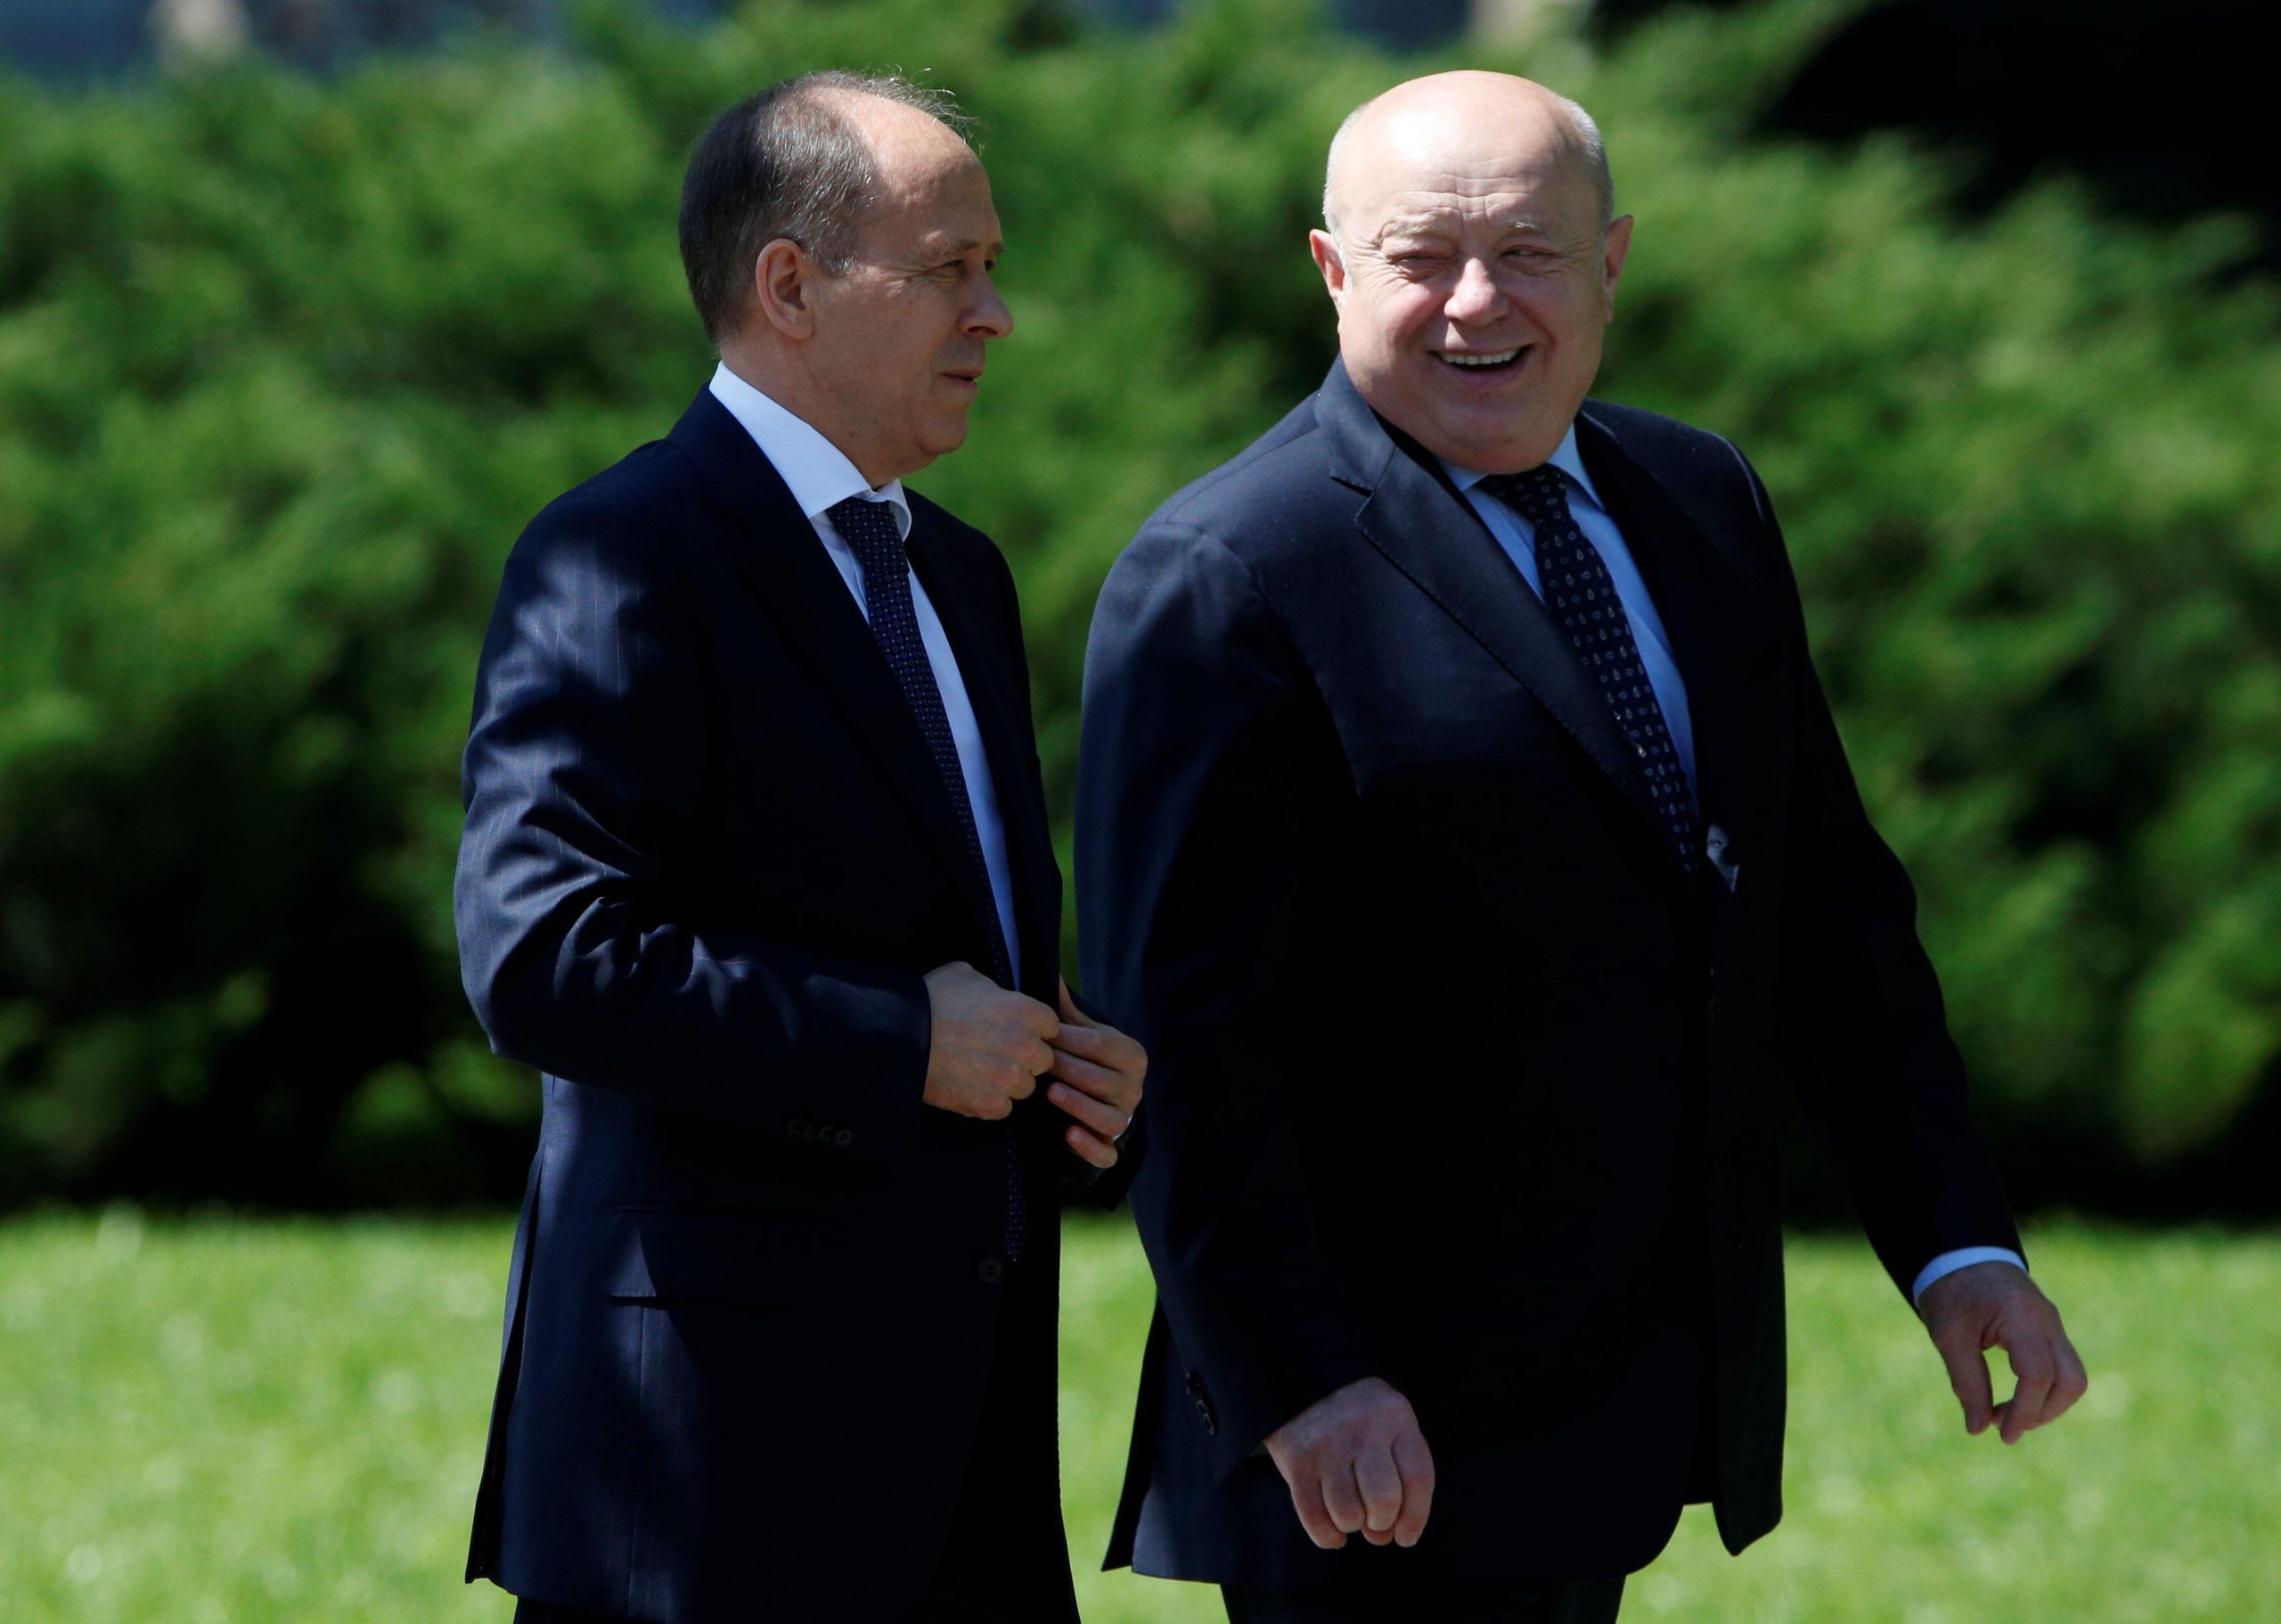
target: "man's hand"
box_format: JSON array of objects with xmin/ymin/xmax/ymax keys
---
[
  {"xmin": 1918, "ymin": 1261, "xmax": 2088, "ymax": 1445},
  {"xmin": 1045, "ymin": 979, "xmax": 1145, "ymax": 1169},
  {"xmin": 921, "ymin": 962, "xmax": 1058, "ymax": 1120},
  {"xmin": 1263, "ymin": 1376, "xmax": 1435, "ymax": 1550}
]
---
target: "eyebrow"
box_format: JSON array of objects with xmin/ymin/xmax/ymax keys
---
[{"xmin": 922, "ymin": 236, "xmax": 1003, "ymax": 258}]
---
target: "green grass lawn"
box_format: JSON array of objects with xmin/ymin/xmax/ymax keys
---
[{"xmin": 0, "ymin": 1212, "xmax": 2272, "ymax": 1622}]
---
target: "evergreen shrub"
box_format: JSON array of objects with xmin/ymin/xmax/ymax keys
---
[{"xmin": 1, "ymin": 0, "xmax": 2274, "ymax": 1209}]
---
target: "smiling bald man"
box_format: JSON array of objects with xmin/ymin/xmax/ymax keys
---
[{"xmin": 1077, "ymin": 70, "xmax": 2085, "ymax": 1623}]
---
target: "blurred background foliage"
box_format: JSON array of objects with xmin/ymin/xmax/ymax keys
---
[{"xmin": 0, "ymin": 0, "xmax": 2275, "ymax": 1215}]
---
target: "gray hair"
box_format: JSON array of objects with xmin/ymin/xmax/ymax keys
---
[
  {"xmin": 1320, "ymin": 88, "xmax": 1615, "ymax": 245},
  {"xmin": 679, "ymin": 70, "xmax": 973, "ymax": 343}
]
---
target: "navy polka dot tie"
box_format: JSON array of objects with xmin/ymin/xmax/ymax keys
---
[
  {"xmin": 1480, "ymin": 466, "xmax": 1702, "ymax": 880},
  {"xmin": 830, "ymin": 495, "xmax": 1029, "ymax": 1261}
]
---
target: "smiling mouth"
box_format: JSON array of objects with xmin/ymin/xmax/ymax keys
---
[{"xmin": 1436, "ymin": 347, "xmax": 1526, "ymax": 372}]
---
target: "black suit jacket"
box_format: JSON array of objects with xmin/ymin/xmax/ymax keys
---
[
  {"xmin": 1076, "ymin": 360, "xmax": 2020, "ymax": 1586},
  {"xmin": 454, "ymin": 388, "xmax": 1093, "ymax": 1622}
]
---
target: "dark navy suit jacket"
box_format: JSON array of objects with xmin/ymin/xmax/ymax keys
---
[
  {"xmin": 454, "ymin": 388, "xmax": 1088, "ymax": 1622},
  {"xmin": 1077, "ymin": 361, "xmax": 2021, "ymax": 1587}
]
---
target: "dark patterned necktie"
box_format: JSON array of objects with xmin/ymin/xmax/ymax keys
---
[
  {"xmin": 1480, "ymin": 465, "xmax": 1701, "ymax": 880},
  {"xmin": 830, "ymin": 495, "xmax": 1029, "ymax": 1260}
]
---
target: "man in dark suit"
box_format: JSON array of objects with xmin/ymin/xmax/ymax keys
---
[
  {"xmin": 1077, "ymin": 70, "xmax": 2084, "ymax": 1623},
  {"xmin": 454, "ymin": 73, "xmax": 1144, "ymax": 1624}
]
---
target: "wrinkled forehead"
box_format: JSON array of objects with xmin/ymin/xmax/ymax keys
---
[
  {"xmin": 860, "ymin": 133, "xmax": 1002, "ymax": 253},
  {"xmin": 1339, "ymin": 103, "xmax": 1592, "ymax": 235}
]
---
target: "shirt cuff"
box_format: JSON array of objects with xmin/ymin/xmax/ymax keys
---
[{"xmin": 1911, "ymin": 1246, "xmax": 2028, "ymax": 1306}]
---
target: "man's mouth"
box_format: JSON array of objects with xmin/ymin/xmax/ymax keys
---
[{"xmin": 1435, "ymin": 347, "xmax": 1525, "ymax": 372}]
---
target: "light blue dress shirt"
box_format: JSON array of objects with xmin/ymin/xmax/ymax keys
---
[
  {"xmin": 707, "ymin": 363, "xmax": 1021, "ymax": 985},
  {"xmin": 1450, "ymin": 427, "xmax": 2023, "ymax": 1306},
  {"xmin": 1443, "ymin": 430, "xmax": 1698, "ymax": 795}
]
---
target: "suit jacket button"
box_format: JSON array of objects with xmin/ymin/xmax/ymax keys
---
[
  {"xmin": 977, "ymin": 1256, "xmax": 1006, "ymax": 1285},
  {"xmin": 1185, "ymin": 1372, "xmax": 1217, "ymax": 1432}
]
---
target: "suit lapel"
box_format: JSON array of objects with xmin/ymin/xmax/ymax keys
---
[
  {"xmin": 665, "ymin": 390, "xmax": 1004, "ymax": 967},
  {"xmin": 1319, "ymin": 363, "xmax": 1686, "ymax": 879}
]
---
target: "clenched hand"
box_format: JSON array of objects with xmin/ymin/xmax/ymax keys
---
[
  {"xmin": 921, "ymin": 961, "xmax": 1058, "ymax": 1120},
  {"xmin": 1264, "ymin": 1376, "xmax": 1435, "ymax": 1550}
]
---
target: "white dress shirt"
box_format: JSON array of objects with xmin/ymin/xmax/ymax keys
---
[
  {"xmin": 1450, "ymin": 426, "xmax": 2023, "ymax": 1306},
  {"xmin": 707, "ymin": 362, "xmax": 1021, "ymax": 986}
]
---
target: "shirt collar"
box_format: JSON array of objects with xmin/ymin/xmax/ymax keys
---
[
  {"xmin": 707, "ymin": 361, "xmax": 912, "ymax": 540},
  {"xmin": 1440, "ymin": 421, "xmax": 1603, "ymax": 512}
]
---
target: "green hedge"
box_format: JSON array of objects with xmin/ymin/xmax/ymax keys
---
[{"xmin": 2, "ymin": 0, "xmax": 2276, "ymax": 1207}]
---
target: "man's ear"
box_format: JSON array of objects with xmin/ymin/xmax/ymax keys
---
[
  {"xmin": 1601, "ymin": 215, "xmax": 1634, "ymax": 305},
  {"xmin": 1308, "ymin": 228, "xmax": 1348, "ymax": 309},
  {"xmin": 751, "ymin": 237, "xmax": 818, "ymax": 340}
]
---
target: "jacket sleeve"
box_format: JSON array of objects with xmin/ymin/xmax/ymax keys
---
[
  {"xmin": 1078, "ymin": 522, "xmax": 1378, "ymax": 1473},
  {"xmin": 453, "ymin": 495, "xmax": 931, "ymax": 1153},
  {"xmin": 1736, "ymin": 450, "xmax": 2025, "ymax": 1297}
]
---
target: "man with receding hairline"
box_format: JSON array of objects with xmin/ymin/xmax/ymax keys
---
[
  {"xmin": 454, "ymin": 72, "xmax": 1143, "ymax": 1624},
  {"xmin": 1080, "ymin": 69, "xmax": 2082, "ymax": 1622}
]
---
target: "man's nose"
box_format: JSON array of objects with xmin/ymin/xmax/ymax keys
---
[
  {"xmin": 966, "ymin": 271, "xmax": 1014, "ymax": 339},
  {"xmin": 1445, "ymin": 256, "xmax": 1504, "ymax": 323}
]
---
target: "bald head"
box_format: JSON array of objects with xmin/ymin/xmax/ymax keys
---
[
  {"xmin": 1304, "ymin": 69, "xmax": 1633, "ymax": 473},
  {"xmin": 1323, "ymin": 72, "xmax": 1613, "ymax": 248}
]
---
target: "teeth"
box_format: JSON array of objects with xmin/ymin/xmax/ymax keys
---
[{"xmin": 1441, "ymin": 348, "xmax": 1522, "ymax": 368}]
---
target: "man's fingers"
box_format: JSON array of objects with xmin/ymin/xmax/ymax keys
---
[
  {"xmin": 1934, "ymin": 1331, "xmax": 1994, "ymax": 1436},
  {"xmin": 1047, "ymin": 1022, "xmax": 1132, "ymax": 1066},
  {"xmin": 1320, "ymin": 1465, "xmax": 1368, "ymax": 1537},
  {"xmin": 1391, "ymin": 1428, "xmax": 1435, "ymax": 1546},
  {"xmin": 1047, "ymin": 1080, "xmax": 1129, "ymax": 1140},
  {"xmin": 1056, "ymin": 978, "xmax": 1095, "ymax": 1028},
  {"xmin": 1046, "ymin": 1045, "xmax": 1126, "ymax": 1099},
  {"xmin": 1999, "ymin": 1343, "xmax": 2056, "ymax": 1445},
  {"xmin": 1047, "ymin": 1042, "xmax": 1140, "ymax": 1117},
  {"xmin": 1354, "ymin": 1445, "xmax": 1403, "ymax": 1540},
  {"xmin": 1064, "ymin": 1122, "xmax": 1119, "ymax": 1169},
  {"xmin": 1046, "ymin": 1017, "xmax": 1145, "ymax": 1077},
  {"xmin": 2045, "ymin": 1335, "xmax": 2090, "ymax": 1425},
  {"xmin": 1285, "ymin": 1475, "xmax": 1345, "ymax": 1550}
]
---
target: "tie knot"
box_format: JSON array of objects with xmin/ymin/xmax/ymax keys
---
[
  {"xmin": 1479, "ymin": 463, "xmax": 1568, "ymax": 522},
  {"xmin": 828, "ymin": 495, "xmax": 905, "ymax": 570}
]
